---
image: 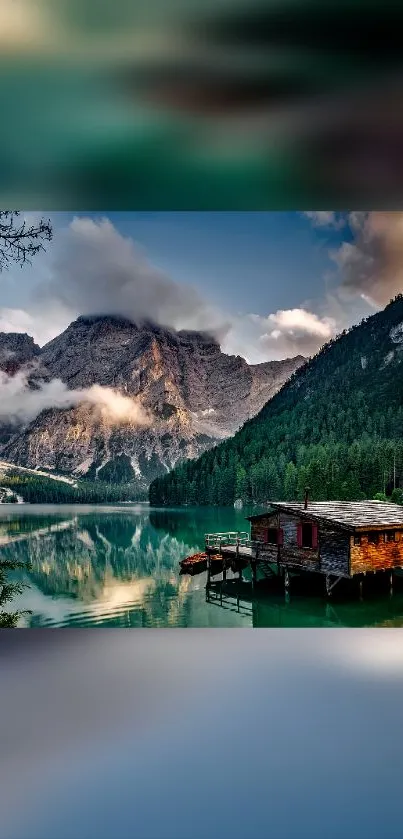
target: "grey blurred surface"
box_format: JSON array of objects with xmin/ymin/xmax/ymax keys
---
[{"xmin": 1, "ymin": 629, "xmax": 403, "ymax": 838}]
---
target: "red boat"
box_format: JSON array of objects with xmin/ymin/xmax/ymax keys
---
[
  {"xmin": 180, "ymin": 552, "xmax": 226, "ymax": 575},
  {"xmin": 180, "ymin": 552, "xmax": 208, "ymax": 575}
]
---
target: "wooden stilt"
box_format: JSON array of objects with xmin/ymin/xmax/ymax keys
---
[
  {"xmin": 359, "ymin": 578, "xmax": 363, "ymax": 600},
  {"xmin": 284, "ymin": 566, "xmax": 290, "ymax": 602},
  {"xmin": 251, "ymin": 561, "xmax": 257, "ymax": 587},
  {"xmin": 390, "ymin": 570, "xmax": 394, "ymax": 596},
  {"xmin": 325, "ymin": 575, "xmax": 343, "ymax": 597}
]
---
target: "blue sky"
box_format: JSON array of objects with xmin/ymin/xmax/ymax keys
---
[
  {"xmin": 0, "ymin": 211, "xmax": 385, "ymax": 362},
  {"xmin": 84, "ymin": 211, "xmax": 346, "ymax": 315}
]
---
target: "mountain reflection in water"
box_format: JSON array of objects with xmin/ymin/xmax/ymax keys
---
[{"xmin": 2, "ymin": 505, "xmax": 403, "ymax": 628}]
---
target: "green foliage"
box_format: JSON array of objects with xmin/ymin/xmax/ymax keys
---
[
  {"xmin": 96, "ymin": 455, "xmax": 136, "ymax": 484},
  {"xmin": 0, "ymin": 473, "xmax": 146, "ymax": 504},
  {"xmin": 150, "ymin": 295, "xmax": 403, "ymax": 507},
  {"xmin": 0, "ymin": 558, "xmax": 30, "ymax": 628}
]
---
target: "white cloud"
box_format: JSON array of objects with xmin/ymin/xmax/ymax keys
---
[
  {"xmin": 255, "ymin": 308, "xmax": 336, "ymax": 358},
  {"xmin": 0, "ymin": 309, "xmax": 37, "ymax": 339},
  {"xmin": 0, "ymin": 215, "xmax": 228, "ymax": 348},
  {"xmin": 303, "ymin": 211, "xmax": 346, "ymax": 230},
  {"xmin": 331, "ymin": 211, "xmax": 403, "ymax": 306},
  {"xmin": 0, "ymin": 369, "xmax": 151, "ymax": 428},
  {"xmin": 220, "ymin": 308, "xmax": 336, "ymax": 363},
  {"xmin": 0, "ymin": 213, "xmax": 366, "ymax": 368},
  {"xmin": 0, "ymin": 305, "xmax": 70, "ymax": 347},
  {"xmin": 32, "ymin": 215, "xmax": 225, "ymax": 339}
]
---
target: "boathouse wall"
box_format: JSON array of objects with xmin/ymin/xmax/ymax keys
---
[
  {"xmin": 319, "ymin": 525, "xmax": 350, "ymax": 577},
  {"xmin": 250, "ymin": 513, "xmax": 278, "ymax": 543},
  {"xmin": 350, "ymin": 531, "xmax": 403, "ymax": 574},
  {"xmin": 279, "ymin": 512, "xmax": 319, "ymax": 569},
  {"xmin": 245, "ymin": 501, "xmax": 403, "ymax": 585},
  {"xmin": 250, "ymin": 511, "xmax": 350, "ymax": 575}
]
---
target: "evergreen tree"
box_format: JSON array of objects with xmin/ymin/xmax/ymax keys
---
[
  {"xmin": 150, "ymin": 295, "xmax": 403, "ymax": 507},
  {"xmin": 0, "ymin": 558, "xmax": 30, "ymax": 628}
]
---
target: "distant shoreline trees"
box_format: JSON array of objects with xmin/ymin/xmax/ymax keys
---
[{"xmin": 0, "ymin": 473, "xmax": 147, "ymax": 504}]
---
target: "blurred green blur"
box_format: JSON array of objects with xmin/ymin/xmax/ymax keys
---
[{"xmin": 1, "ymin": 0, "xmax": 402, "ymax": 208}]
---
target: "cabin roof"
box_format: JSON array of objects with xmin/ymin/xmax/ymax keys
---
[{"xmin": 246, "ymin": 501, "xmax": 403, "ymax": 531}]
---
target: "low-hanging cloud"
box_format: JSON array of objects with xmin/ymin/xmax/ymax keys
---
[
  {"xmin": 303, "ymin": 211, "xmax": 346, "ymax": 230},
  {"xmin": 0, "ymin": 369, "xmax": 151, "ymax": 428},
  {"xmin": 32, "ymin": 216, "xmax": 225, "ymax": 340},
  {"xmin": 250, "ymin": 308, "xmax": 336, "ymax": 359},
  {"xmin": 0, "ymin": 211, "xmax": 390, "ymax": 370}
]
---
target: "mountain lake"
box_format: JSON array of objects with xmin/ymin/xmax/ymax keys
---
[{"xmin": 3, "ymin": 504, "xmax": 403, "ymax": 628}]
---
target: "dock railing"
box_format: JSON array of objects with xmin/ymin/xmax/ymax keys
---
[
  {"xmin": 205, "ymin": 531, "xmax": 250, "ymax": 550},
  {"xmin": 205, "ymin": 532, "xmax": 276, "ymax": 562}
]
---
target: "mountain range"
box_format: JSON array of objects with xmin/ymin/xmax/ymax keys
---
[
  {"xmin": 150, "ymin": 295, "xmax": 403, "ymax": 506},
  {"xmin": 0, "ymin": 316, "xmax": 304, "ymax": 488}
]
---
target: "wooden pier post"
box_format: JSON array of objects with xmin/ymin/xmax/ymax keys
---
[
  {"xmin": 284, "ymin": 568, "xmax": 290, "ymax": 592},
  {"xmin": 390, "ymin": 570, "xmax": 394, "ymax": 597},
  {"xmin": 207, "ymin": 555, "xmax": 211, "ymax": 587},
  {"xmin": 251, "ymin": 561, "xmax": 257, "ymax": 588},
  {"xmin": 236, "ymin": 536, "xmax": 242, "ymax": 581},
  {"xmin": 359, "ymin": 578, "xmax": 363, "ymax": 600}
]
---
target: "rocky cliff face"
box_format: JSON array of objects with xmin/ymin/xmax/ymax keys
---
[
  {"xmin": 0, "ymin": 333, "xmax": 40, "ymax": 375},
  {"xmin": 0, "ymin": 316, "xmax": 304, "ymax": 486}
]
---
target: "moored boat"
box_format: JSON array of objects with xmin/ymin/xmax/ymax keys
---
[{"xmin": 180, "ymin": 552, "xmax": 208, "ymax": 575}]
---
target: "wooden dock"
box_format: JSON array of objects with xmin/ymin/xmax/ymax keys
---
[
  {"xmin": 203, "ymin": 508, "xmax": 403, "ymax": 598},
  {"xmin": 180, "ymin": 499, "xmax": 403, "ymax": 600},
  {"xmin": 203, "ymin": 531, "xmax": 277, "ymax": 587}
]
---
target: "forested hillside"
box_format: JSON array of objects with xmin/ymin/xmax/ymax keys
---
[
  {"xmin": 150, "ymin": 295, "xmax": 403, "ymax": 506},
  {"xmin": 0, "ymin": 472, "xmax": 146, "ymax": 504}
]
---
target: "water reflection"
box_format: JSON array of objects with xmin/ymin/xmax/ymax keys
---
[{"xmin": 2, "ymin": 505, "xmax": 403, "ymax": 628}]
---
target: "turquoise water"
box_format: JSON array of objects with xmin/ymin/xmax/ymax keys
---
[{"xmin": 3, "ymin": 504, "xmax": 403, "ymax": 627}]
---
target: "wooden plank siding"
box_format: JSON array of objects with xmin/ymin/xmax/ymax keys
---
[
  {"xmin": 251, "ymin": 513, "xmax": 280, "ymax": 563},
  {"xmin": 350, "ymin": 532, "xmax": 403, "ymax": 574},
  {"xmin": 279, "ymin": 512, "xmax": 319, "ymax": 570},
  {"xmin": 248, "ymin": 506, "xmax": 403, "ymax": 578},
  {"xmin": 319, "ymin": 525, "xmax": 350, "ymax": 577},
  {"xmin": 250, "ymin": 513, "xmax": 278, "ymax": 543}
]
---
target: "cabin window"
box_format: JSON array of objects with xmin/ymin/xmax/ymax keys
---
[
  {"xmin": 368, "ymin": 532, "xmax": 379, "ymax": 544},
  {"xmin": 385, "ymin": 531, "xmax": 396, "ymax": 542},
  {"xmin": 354, "ymin": 534, "xmax": 361, "ymax": 546},
  {"xmin": 302, "ymin": 523, "xmax": 313, "ymax": 547},
  {"xmin": 297, "ymin": 522, "xmax": 318, "ymax": 549},
  {"xmin": 264, "ymin": 527, "xmax": 284, "ymax": 545}
]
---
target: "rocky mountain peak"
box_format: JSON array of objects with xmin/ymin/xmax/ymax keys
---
[
  {"xmin": 0, "ymin": 317, "xmax": 305, "ymax": 486},
  {"xmin": 0, "ymin": 332, "xmax": 41, "ymax": 375}
]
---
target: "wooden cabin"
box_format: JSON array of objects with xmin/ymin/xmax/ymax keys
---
[{"xmin": 247, "ymin": 501, "xmax": 403, "ymax": 580}]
